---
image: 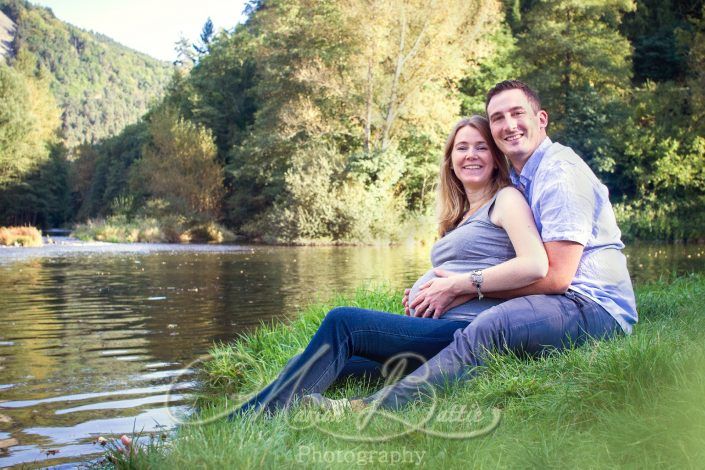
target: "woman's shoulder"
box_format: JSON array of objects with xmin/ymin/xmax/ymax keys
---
[
  {"xmin": 490, "ymin": 186, "xmax": 530, "ymax": 225},
  {"xmin": 494, "ymin": 186, "xmax": 527, "ymax": 207}
]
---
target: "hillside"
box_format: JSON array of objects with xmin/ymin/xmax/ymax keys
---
[
  {"xmin": 0, "ymin": 9, "xmax": 13, "ymax": 61},
  {"xmin": 0, "ymin": 0, "xmax": 173, "ymax": 146}
]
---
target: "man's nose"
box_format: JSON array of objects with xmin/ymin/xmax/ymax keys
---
[{"xmin": 505, "ymin": 115, "xmax": 518, "ymax": 130}]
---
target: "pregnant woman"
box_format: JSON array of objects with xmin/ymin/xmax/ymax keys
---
[{"xmin": 233, "ymin": 115, "xmax": 547, "ymax": 416}]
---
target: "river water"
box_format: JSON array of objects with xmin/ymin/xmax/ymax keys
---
[{"xmin": 0, "ymin": 240, "xmax": 702, "ymax": 468}]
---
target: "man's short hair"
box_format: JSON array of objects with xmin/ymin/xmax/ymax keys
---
[{"xmin": 485, "ymin": 80, "xmax": 542, "ymax": 113}]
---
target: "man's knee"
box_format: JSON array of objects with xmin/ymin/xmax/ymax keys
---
[{"xmin": 451, "ymin": 307, "xmax": 512, "ymax": 358}]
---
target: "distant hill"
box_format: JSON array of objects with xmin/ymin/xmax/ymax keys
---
[
  {"xmin": 0, "ymin": 9, "xmax": 13, "ymax": 61},
  {"xmin": 0, "ymin": 0, "xmax": 173, "ymax": 146}
]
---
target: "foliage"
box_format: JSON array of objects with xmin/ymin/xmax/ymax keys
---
[
  {"xmin": 0, "ymin": 225, "xmax": 42, "ymax": 246},
  {"xmin": 222, "ymin": 0, "xmax": 502, "ymax": 241},
  {"xmin": 516, "ymin": 0, "xmax": 636, "ymax": 172},
  {"xmin": 71, "ymin": 121, "xmax": 149, "ymax": 220},
  {"xmin": 0, "ymin": 56, "xmax": 68, "ymax": 228},
  {"xmin": 621, "ymin": 0, "xmax": 702, "ymax": 83},
  {"xmin": 3, "ymin": 0, "xmax": 704, "ymax": 241},
  {"xmin": 71, "ymin": 215, "xmax": 235, "ymax": 244},
  {"xmin": 0, "ymin": 143, "xmax": 71, "ymax": 228},
  {"xmin": 0, "ymin": 60, "xmax": 60, "ymax": 186},
  {"xmin": 134, "ymin": 106, "xmax": 224, "ymax": 218}
]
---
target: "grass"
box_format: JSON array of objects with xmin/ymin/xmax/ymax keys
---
[
  {"xmin": 71, "ymin": 216, "xmax": 236, "ymax": 244},
  {"xmin": 0, "ymin": 226, "xmax": 43, "ymax": 246},
  {"xmin": 104, "ymin": 274, "xmax": 705, "ymax": 469}
]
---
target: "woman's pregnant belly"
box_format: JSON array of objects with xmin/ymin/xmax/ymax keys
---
[{"xmin": 408, "ymin": 268, "xmax": 506, "ymax": 321}]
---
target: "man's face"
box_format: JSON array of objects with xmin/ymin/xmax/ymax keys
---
[{"xmin": 486, "ymin": 89, "xmax": 548, "ymax": 167}]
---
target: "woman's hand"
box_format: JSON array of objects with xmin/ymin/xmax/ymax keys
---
[
  {"xmin": 410, "ymin": 269, "xmax": 464, "ymax": 318},
  {"xmin": 402, "ymin": 288, "xmax": 411, "ymax": 316}
]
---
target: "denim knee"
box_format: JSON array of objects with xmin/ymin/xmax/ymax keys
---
[
  {"xmin": 324, "ymin": 306, "xmax": 358, "ymax": 323},
  {"xmin": 454, "ymin": 309, "xmax": 509, "ymax": 357}
]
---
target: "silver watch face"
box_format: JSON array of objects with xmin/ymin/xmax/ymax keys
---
[{"xmin": 471, "ymin": 270, "xmax": 483, "ymax": 284}]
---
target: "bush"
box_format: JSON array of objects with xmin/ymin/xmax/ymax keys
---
[
  {"xmin": 183, "ymin": 221, "xmax": 236, "ymax": 243},
  {"xmin": 71, "ymin": 216, "xmax": 234, "ymax": 244},
  {"xmin": 614, "ymin": 195, "xmax": 705, "ymax": 242},
  {"xmin": 0, "ymin": 226, "xmax": 43, "ymax": 246}
]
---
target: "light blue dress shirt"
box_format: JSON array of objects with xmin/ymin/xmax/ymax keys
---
[{"xmin": 510, "ymin": 137, "xmax": 638, "ymax": 334}]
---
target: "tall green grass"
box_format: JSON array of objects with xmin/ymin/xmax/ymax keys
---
[{"xmin": 110, "ymin": 275, "xmax": 705, "ymax": 469}]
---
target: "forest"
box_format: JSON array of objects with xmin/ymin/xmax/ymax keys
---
[{"xmin": 1, "ymin": 0, "xmax": 703, "ymax": 243}]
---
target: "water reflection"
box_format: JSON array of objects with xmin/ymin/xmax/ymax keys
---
[{"xmin": 0, "ymin": 242, "xmax": 702, "ymax": 467}]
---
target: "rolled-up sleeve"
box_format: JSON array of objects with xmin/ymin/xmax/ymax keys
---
[{"xmin": 534, "ymin": 163, "xmax": 595, "ymax": 246}]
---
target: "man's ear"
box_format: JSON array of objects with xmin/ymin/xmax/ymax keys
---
[{"xmin": 537, "ymin": 109, "xmax": 548, "ymax": 130}]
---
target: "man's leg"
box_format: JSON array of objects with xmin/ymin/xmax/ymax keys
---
[
  {"xmin": 367, "ymin": 291, "xmax": 622, "ymax": 409},
  {"xmin": 233, "ymin": 306, "xmax": 469, "ymax": 415}
]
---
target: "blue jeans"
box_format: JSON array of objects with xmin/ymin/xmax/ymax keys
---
[
  {"xmin": 235, "ymin": 307, "xmax": 470, "ymax": 414},
  {"xmin": 235, "ymin": 291, "xmax": 621, "ymax": 414}
]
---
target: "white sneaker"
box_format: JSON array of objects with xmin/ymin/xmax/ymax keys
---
[{"xmin": 300, "ymin": 393, "xmax": 352, "ymax": 416}]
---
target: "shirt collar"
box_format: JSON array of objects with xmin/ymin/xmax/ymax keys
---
[{"xmin": 509, "ymin": 137, "xmax": 552, "ymax": 194}]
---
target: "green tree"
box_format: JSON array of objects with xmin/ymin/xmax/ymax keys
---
[
  {"xmin": 517, "ymin": 0, "xmax": 635, "ymax": 174},
  {"xmin": 193, "ymin": 17, "xmax": 214, "ymax": 57},
  {"xmin": 0, "ymin": 59, "xmax": 59, "ymax": 187},
  {"xmin": 134, "ymin": 107, "xmax": 223, "ymax": 218},
  {"xmin": 621, "ymin": 0, "xmax": 701, "ymax": 83},
  {"xmin": 226, "ymin": 0, "xmax": 502, "ymax": 241}
]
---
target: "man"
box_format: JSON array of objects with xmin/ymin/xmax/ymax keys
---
[{"xmin": 374, "ymin": 80, "xmax": 637, "ymax": 409}]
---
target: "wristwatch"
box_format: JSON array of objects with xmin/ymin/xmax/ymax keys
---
[{"xmin": 470, "ymin": 270, "xmax": 484, "ymax": 301}]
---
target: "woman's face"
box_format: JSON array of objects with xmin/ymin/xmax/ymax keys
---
[{"xmin": 451, "ymin": 125, "xmax": 496, "ymax": 190}]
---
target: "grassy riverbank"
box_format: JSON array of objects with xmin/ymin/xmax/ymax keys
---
[
  {"xmin": 72, "ymin": 216, "xmax": 236, "ymax": 244},
  {"xmin": 105, "ymin": 275, "xmax": 705, "ymax": 469},
  {"xmin": 0, "ymin": 226, "xmax": 43, "ymax": 246}
]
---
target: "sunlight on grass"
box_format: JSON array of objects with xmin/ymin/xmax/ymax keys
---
[{"xmin": 107, "ymin": 275, "xmax": 705, "ymax": 469}]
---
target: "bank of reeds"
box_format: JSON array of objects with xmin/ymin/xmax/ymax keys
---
[
  {"xmin": 105, "ymin": 274, "xmax": 705, "ymax": 469},
  {"xmin": 72, "ymin": 216, "xmax": 236, "ymax": 244},
  {"xmin": 0, "ymin": 226, "xmax": 43, "ymax": 247}
]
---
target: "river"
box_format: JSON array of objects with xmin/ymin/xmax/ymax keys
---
[{"xmin": 0, "ymin": 240, "xmax": 702, "ymax": 468}]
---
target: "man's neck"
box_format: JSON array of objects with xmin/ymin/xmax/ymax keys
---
[
  {"xmin": 510, "ymin": 154, "xmax": 532, "ymax": 175},
  {"xmin": 510, "ymin": 135, "xmax": 550, "ymax": 174}
]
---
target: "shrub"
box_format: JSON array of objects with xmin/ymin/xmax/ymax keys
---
[
  {"xmin": 0, "ymin": 226, "xmax": 43, "ymax": 247},
  {"xmin": 72, "ymin": 216, "xmax": 235, "ymax": 244}
]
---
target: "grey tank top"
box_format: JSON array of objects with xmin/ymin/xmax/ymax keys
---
[{"xmin": 408, "ymin": 192, "xmax": 515, "ymax": 321}]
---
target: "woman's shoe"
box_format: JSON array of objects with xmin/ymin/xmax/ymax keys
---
[{"xmin": 300, "ymin": 393, "xmax": 367, "ymax": 416}]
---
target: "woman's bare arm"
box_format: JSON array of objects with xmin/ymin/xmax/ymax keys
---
[{"xmin": 410, "ymin": 187, "xmax": 548, "ymax": 318}]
